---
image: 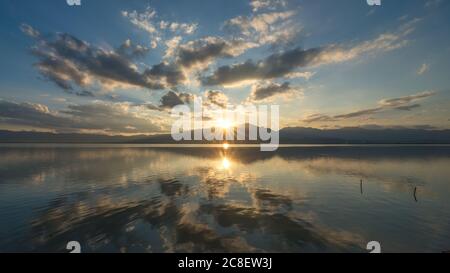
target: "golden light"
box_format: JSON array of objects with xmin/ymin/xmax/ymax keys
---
[
  {"xmin": 221, "ymin": 157, "xmax": 231, "ymax": 170},
  {"xmin": 223, "ymin": 143, "xmax": 230, "ymax": 150},
  {"xmin": 216, "ymin": 118, "xmax": 233, "ymax": 130}
]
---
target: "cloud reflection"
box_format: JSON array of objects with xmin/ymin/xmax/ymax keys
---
[{"xmin": 1, "ymin": 146, "xmax": 450, "ymax": 252}]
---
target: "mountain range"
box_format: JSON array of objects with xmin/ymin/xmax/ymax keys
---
[{"xmin": 1, "ymin": 125, "xmax": 449, "ymax": 144}]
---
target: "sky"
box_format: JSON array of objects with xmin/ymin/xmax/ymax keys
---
[{"xmin": 0, "ymin": 0, "xmax": 449, "ymax": 135}]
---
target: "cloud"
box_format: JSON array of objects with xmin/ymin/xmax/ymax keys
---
[
  {"xmin": 163, "ymin": 36, "xmax": 183, "ymax": 59},
  {"xmin": 378, "ymin": 91, "xmax": 435, "ymax": 107},
  {"xmin": 122, "ymin": 6, "xmax": 197, "ymax": 49},
  {"xmin": 249, "ymin": 0, "xmax": 287, "ymax": 12},
  {"xmin": 394, "ymin": 104, "xmax": 421, "ymax": 111},
  {"xmin": 62, "ymin": 102, "xmax": 164, "ymax": 133},
  {"xmin": 163, "ymin": 21, "xmax": 198, "ymax": 35},
  {"xmin": 144, "ymin": 62, "xmax": 186, "ymax": 87},
  {"xmin": 175, "ymin": 37, "xmax": 257, "ymax": 69},
  {"xmin": 204, "ymin": 90, "xmax": 229, "ymax": 108},
  {"xmin": 303, "ymin": 91, "xmax": 436, "ymax": 123},
  {"xmin": 223, "ymin": 11, "xmax": 300, "ymax": 48},
  {"xmin": 75, "ymin": 90, "xmax": 95, "ymax": 97},
  {"xmin": 0, "ymin": 99, "xmax": 164, "ymax": 134},
  {"xmin": 201, "ymin": 47, "xmax": 323, "ymax": 86},
  {"xmin": 204, "ymin": 19, "xmax": 419, "ymax": 86},
  {"xmin": 121, "ymin": 7, "xmax": 157, "ymax": 34},
  {"xmin": 0, "ymin": 100, "xmax": 72, "ymax": 128},
  {"xmin": 52, "ymin": 98, "xmax": 67, "ymax": 103},
  {"xmin": 154, "ymin": 90, "xmax": 229, "ymax": 112},
  {"xmin": 285, "ymin": 71, "xmax": 315, "ymax": 80},
  {"xmin": 313, "ymin": 33, "xmax": 410, "ymax": 65},
  {"xmin": 117, "ymin": 39, "xmax": 150, "ymax": 59},
  {"xmin": 248, "ymin": 81, "xmax": 301, "ymax": 102},
  {"xmin": 417, "ymin": 63, "xmax": 430, "ymax": 75},
  {"xmin": 333, "ymin": 107, "xmax": 383, "ymax": 119},
  {"xmin": 20, "ymin": 23, "xmax": 40, "ymax": 38},
  {"xmin": 159, "ymin": 91, "xmax": 194, "ymax": 109},
  {"xmin": 302, "ymin": 114, "xmax": 337, "ymax": 123},
  {"xmin": 21, "ymin": 26, "xmax": 189, "ymax": 92},
  {"xmin": 21, "ymin": 28, "xmax": 254, "ymax": 95},
  {"xmin": 224, "ymin": 11, "xmax": 295, "ymax": 36}
]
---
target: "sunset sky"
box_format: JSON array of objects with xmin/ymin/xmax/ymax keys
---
[{"xmin": 0, "ymin": 0, "xmax": 449, "ymax": 134}]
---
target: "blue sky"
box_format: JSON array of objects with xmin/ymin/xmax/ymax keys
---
[{"xmin": 0, "ymin": 0, "xmax": 449, "ymax": 134}]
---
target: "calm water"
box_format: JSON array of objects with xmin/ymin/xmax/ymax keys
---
[{"xmin": 0, "ymin": 145, "xmax": 449, "ymax": 253}]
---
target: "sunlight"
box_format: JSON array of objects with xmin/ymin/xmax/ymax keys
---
[
  {"xmin": 216, "ymin": 118, "xmax": 233, "ymax": 130},
  {"xmin": 221, "ymin": 157, "xmax": 231, "ymax": 170},
  {"xmin": 223, "ymin": 143, "xmax": 230, "ymax": 150}
]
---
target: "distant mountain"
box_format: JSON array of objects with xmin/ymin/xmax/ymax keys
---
[
  {"xmin": 129, "ymin": 123, "xmax": 267, "ymax": 144},
  {"xmin": 1, "ymin": 126, "xmax": 450, "ymax": 144},
  {"xmin": 280, "ymin": 127, "xmax": 450, "ymax": 144},
  {"xmin": 0, "ymin": 130, "xmax": 142, "ymax": 143}
]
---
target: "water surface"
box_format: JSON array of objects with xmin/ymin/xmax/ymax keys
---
[{"xmin": 0, "ymin": 145, "xmax": 449, "ymax": 252}]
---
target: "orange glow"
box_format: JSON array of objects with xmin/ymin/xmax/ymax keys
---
[
  {"xmin": 222, "ymin": 158, "xmax": 231, "ymax": 169},
  {"xmin": 216, "ymin": 118, "xmax": 233, "ymax": 130}
]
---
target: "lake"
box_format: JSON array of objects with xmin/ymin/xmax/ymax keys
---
[{"xmin": 0, "ymin": 145, "xmax": 449, "ymax": 253}]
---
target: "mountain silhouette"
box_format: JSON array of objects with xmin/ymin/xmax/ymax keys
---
[{"xmin": 1, "ymin": 125, "xmax": 449, "ymax": 144}]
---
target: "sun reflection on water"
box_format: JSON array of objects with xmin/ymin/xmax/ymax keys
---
[{"xmin": 221, "ymin": 157, "xmax": 231, "ymax": 170}]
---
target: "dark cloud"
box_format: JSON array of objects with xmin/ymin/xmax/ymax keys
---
[
  {"xmin": 202, "ymin": 47, "xmax": 322, "ymax": 86},
  {"xmin": 62, "ymin": 103, "xmax": 162, "ymax": 133},
  {"xmin": 334, "ymin": 107, "xmax": 383, "ymax": 119},
  {"xmin": 0, "ymin": 100, "xmax": 72, "ymax": 128},
  {"xmin": 159, "ymin": 91, "xmax": 194, "ymax": 109},
  {"xmin": 394, "ymin": 104, "xmax": 421, "ymax": 111},
  {"xmin": 175, "ymin": 37, "xmax": 253, "ymax": 69},
  {"xmin": 21, "ymin": 25, "xmax": 183, "ymax": 93},
  {"xmin": 0, "ymin": 100, "xmax": 163, "ymax": 134},
  {"xmin": 303, "ymin": 91, "xmax": 436, "ymax": 123},
  {"xmin": 302, "ymin": 114, "xmax": 336, "ymax": 123},
  {"xmin": 144, "ymin": 103, "xmax": 162, "ymax": 111},
  {"xmin": 249, "ymin": 81, "xmax": 298, "ymax": 102},
  {"xmin": 33, "ymin": 49, "xmax": 89, "ymax": 90},
  {"xmin": 177, "ymin": 38, "xmax": 230, "ymax": 68},
  {"xmin": 204, "ymin": 90, "xmax": 229, "ymax": 108},
  {"xmin": 144, "ymin": 62, "xmax": 186, "ymax": 87},
  {"xmin": 63, "ymin": 89, "xmax": 95, "ymax": 97},
  {"xmin": 74, "ymin": 90, "xmax": 95, "ymax": 97},
  {"xmin": 127, "ymin": 91, "xmax": 196, "ymax": 112}
]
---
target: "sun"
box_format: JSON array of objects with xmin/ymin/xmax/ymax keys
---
[{"xmin": 216, "ymin": 118, "xmax": 234, "ymax": 130}]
